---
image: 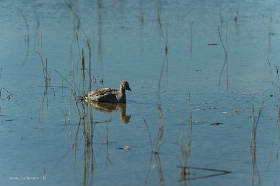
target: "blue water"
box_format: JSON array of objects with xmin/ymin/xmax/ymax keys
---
[{"xmin": 1, "ymin": 0, "xmax": 280, "ymax": 185}]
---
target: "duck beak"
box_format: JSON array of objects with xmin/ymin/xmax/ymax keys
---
[{"xmin": 127, "ymin": 87, "xmax": 131, "ymax": 91}]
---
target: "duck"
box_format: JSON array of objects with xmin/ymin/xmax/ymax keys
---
[{"xmin": 80, "ymin": 80, "xmax": 131, "ymax": 103}]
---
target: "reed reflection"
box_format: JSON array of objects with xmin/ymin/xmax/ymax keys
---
[
  {"xmin": 178, "ymin": 93, "xmax": 193, "ymax": 183},
  {"xmin": 250, "ymin": 103, "xmax": 263, "ymax": 185}
]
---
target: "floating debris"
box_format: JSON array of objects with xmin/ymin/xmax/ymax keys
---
[
  {"xmin": 208, "ymin": 122, "xmax": 223, "ymax": 126},
  {"xmin": 208, "ymin": 43, "xmax": 218, "ymax": 46},
  {"xmin": 233, "ymin": 109, "xmax": 240, "ymax": 113},
  {"xmin": 117, "ymin": 145, "xmax": 132, "ymax": 151},
  {"xmin": 5, "ymin": 119, "xmax": 15, "ymax": 122}
]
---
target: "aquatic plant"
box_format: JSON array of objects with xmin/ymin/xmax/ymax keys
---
[
  {"xmin": 65, "ymin": 0, "xmax": 80, "ymax": 31},
  {"xmin": 153, "ymin": 54, "xmax": 167, "ymax": 154},
  {"xmin": 178, "ymin": 93, "xmax": 193, "ymax": 182},
  {"xmin": 251, "ymin": 103, "xmax": 263, "ymax": 147},
  {"xmin": 234, "ymin": 10, "xmax": 239, "ymax": 22},
  {"xmin": 16, "ymin": 7, "xmax": 29, "ymax": 64},
  {"xmin": 36, "ymin": 34, "xmax": 51, "ymax": 90},
  {"xmin": 82, "ymin": 48, "xmax": 85, "ymax": 71},
  {"xmin": 250, "ymin": 103, "xmax": 263, "ymax": 185},
  {"xmin": 85, "ymin": 40, "xmax": 93, "ymax": 89},
  {"xmin": 156, "ymin": 1, "xmax": 168, "ymax": 55},
  {"xmin": 189, "ymin": 23, "xmax": 193, "ymax": 60},
  {"xmin": 0, "ymin": 87, "xmax": 13, "ymax": 101},
  {"xmin": 143, "ymin": 119, "xmax": 153, "ymax": 185},
  {"xmin": 177, "ymin": 166, "xmax": 231, "ymax": 181},
  {"xmin": 218, "ymin": 24, "xmax": 229, "ymax": 90},
  {"xmin": 268, "ymin": 15, "xmax": 272, "ymax": 54}
]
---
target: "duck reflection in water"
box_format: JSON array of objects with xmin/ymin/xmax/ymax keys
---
[{"xmin": 82, "ymin": 101, "xmax": 131, "ymax": 124}]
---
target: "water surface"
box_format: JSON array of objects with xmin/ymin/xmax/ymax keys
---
[{"xmin": 1, "ymin": 0, "xmax": 280, "ymax": 185}]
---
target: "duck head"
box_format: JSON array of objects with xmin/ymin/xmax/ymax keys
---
[{"xmin": 121, "ymin": 80, "xmax": 131, "ymax": 91}]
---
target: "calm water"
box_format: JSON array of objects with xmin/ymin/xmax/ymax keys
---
[{"xmin": 1, "ymin": 0, "xmax": 280, "ymax": 185}]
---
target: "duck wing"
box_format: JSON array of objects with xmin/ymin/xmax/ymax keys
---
[
  {"xmin": 83, "ymin": 88, "xmax": 117, "ymax": 100},
  {"xmin": 90, "ymin": 88, "xmax": 118, "ymax": 96},
  {"xmin": 80, "ymin": 88, "xmax": 121, "ymax": 102}
]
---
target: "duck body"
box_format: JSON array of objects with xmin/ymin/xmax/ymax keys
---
[{"xmin": 80, "ymin": 80, "xmax": 131, "ymax": 103}]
